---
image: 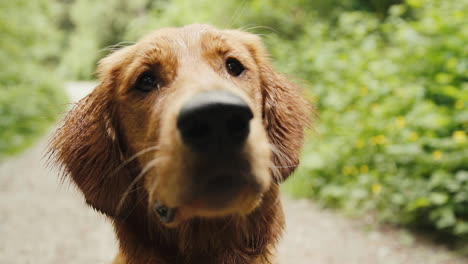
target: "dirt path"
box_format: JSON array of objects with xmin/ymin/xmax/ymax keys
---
[{"xmin": 1, "ymin": 82, "xmax": 466, "ymax": 264}]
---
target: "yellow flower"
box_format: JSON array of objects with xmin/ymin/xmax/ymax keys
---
[
  {"xmin": 455, "ymin": 100, "xmax": 465, "ymax": 110},
  {"xmin": 355, "ymin": 139, "xmax": 365, "ymax": 149},
  {"xmin": 453, "ymin": 131, "xmax": 467, "ymax": 144},
  {"xmin": 435, "ymin": 73, "xmax": 453, "ymax": 84},
  {"xmin": 342, "ymin": 166, "xmax": 358, "ymax": 176},
  {"xmin": 446, "ymin": 58, "xmax": 458, "ymax": 69},
  {"xmin": 454, "ymin": 11, "xmax": 464, "ymax": 20},
  {"xmin": 371, "ymin": 183, "xmax": 382, "ymax": 195},
  {"xmin": 409, "ymin": 132, "xmax": 419, "ymax": 141},
  {"xmin": 359, "ymin": 86, "xmax": 368, "ymax": 96},
  {"xmin": 396, "ymin": 116, "xmax": 406, "ymax": 128},
  {"xmin": 407, "ymin": 0, "xmax": 423, "ymax": 8},
  {"xmin": 432, "ymin": 150, "xmax": 443, "ymax": 161},
  {"xmin": 360, "ymin": 165, "xmax": 369, "ymax": 174},
  {"xmin": 342, "ymin": 166, "xmax": 351, "ymax": 176},
  {"xmin": 371, "ymin": 135, "xmax": 387, "ymax": 145}
]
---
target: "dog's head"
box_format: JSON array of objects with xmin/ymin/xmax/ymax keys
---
[{"xmin": 50, "ymin": 24, "xmax": 309, "ymax": 226}]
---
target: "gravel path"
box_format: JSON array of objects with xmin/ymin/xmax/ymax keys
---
[{"xmin": 1, "ymin": 82, "xmax": 466, "ymax": 264}]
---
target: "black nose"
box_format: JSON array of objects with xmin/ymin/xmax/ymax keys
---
[{"xmin": 177, "ymin": 91, "xmax": 253, "ymax": 153}]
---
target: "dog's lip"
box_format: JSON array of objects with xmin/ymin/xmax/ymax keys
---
[{"xmin": 189, "ymin": 172, "xmax": 263, "ymax": 209}]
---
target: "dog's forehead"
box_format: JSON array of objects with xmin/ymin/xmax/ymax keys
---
[{"xmin": 136, "ymin": 24, "xmax": 237, "ymax": 55}]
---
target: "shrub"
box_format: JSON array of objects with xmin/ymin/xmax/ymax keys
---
[
  {"xmin": 60, "ymin": 0, "xmax": 404, "ymax": 80},
  {"xmin": 57, "ymin": 0, "xmax": 154, "ymax": 80},
  {"xmin": 0, "ymin": 0, "xmax": 66, "ymax": 158},
  {"xmin": 282, "ymin": 0, "xmax": 468, "ymax": 243},
  {"xmin": 41, "ymin": 0, "xmax": 468, "ymax": 244}
]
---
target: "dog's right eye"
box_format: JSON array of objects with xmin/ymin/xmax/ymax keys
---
[{"xmin": 135, "ymin": 72, "xmax": 159, "ymax": 92}]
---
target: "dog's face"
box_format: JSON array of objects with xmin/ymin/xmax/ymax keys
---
[
  {"xmin": 113, "ymin": 25, "xmax": 272, "ymax": 224},
  {"xmin": 51, "ymin": 24, "xmax": 309, "ymax": 227}
]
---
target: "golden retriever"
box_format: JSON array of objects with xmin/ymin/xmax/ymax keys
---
[{"xmin": 49, "ymin": 24, "xmax": 310, "ymax": 264}]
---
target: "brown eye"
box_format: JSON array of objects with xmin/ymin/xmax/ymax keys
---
[
  {"xmin": 135, "ymin": 72, "xmax": 159, "ymax": 92},
  {"xmin": 226, "ymin": 58, "xmax": 245, "ymax": 77}
]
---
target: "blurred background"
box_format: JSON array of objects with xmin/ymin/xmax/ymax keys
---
[{"xmin": 1, "ymin": 0, "xmax": 467, "ymax": 263}]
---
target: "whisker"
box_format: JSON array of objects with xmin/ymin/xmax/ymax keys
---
[
  {"xmin": 243, "ymin": 25, "xmax": 278, "ymax": 34},
  {"xmin": 120, "ymin": 185, "xmax": 148, "ymax": 222},
  {"xmin": 269, "ymin": 164, "xmax": 300, "ymax": 168},
  {"xmin": 269, "ymin": 161, "xmax": 282, "ymax": 181},
  {"xmin": 131, "ymin": 50, "xmax": 153, "ymax": 60},
  {"xmin": 110, "ymin": 145, "xmax": 160, "ymax": 177},
  {"xmin": 226, "ymin": 0, "xmax": 248, "ymax": 29},
  {"xmin": 116, "ymin": 157, "xmax": 164, "ymax": 214},
  {"xmin": 99, "ymin": 41, "xmax": 136, "ymax": 53},
  {"xmin": 236, "ymin": 24, "xmax": 252, "ymax": 32},
  {"xmin": 270, "ymin": 144, "xmax": 293, "ymax": 166},
  {"xmin": 269, "ymin": 144, "xmax": 298, "ymax": 181},
  {"xmin": 255, "ymin": 33, "xmax": 273, "ymax": 39}
]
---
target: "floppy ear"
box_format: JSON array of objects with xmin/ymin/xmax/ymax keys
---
[
  {"xmin": 261, "ymin": 63, "xmax": 311, "ymax": 182},
  {"xmin": 230, "ymin": 31, "xmax": 311, "ymax": 182},
  {"xmin": 48, "ymin": 48, "xmax": 136, "ymax": 217}
]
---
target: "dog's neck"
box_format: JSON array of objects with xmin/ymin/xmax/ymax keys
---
[{"xmin": 112, "ymin": 186, "xmax": 283, "ymax": 264}]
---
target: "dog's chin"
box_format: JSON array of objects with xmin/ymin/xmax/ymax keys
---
[
  {"xmin": 150, "ymin": 171, "xmax": 270, "ymax": 228},
  {"xmin": 159, "ymin": 191, "xmax": 265, "ymax": 228}
]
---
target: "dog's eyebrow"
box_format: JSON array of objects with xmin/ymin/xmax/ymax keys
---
[
  {"xmin": 133, "ymin": 45, "xmax": 163, "ymax": 62},
  {"xmin": 200, "ymin": 32, "xmax": 231, "ymax": 56},
  {"xmin": 131, "ymin": 40, "xmax": 179, "ymax": 67}
]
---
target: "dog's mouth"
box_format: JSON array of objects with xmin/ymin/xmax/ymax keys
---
[
  {"xmin": 148, "ymin": 91, "xmax": 272, "ymax": 225},
  {"xmin": 152, "ymin": 168, "xmax": 263, "ymax": 224},
  {"xmin": 199, "ymin": 172, "xmax": 246, "ymax": 202}
]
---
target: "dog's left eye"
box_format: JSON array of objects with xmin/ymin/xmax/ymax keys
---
[
  {"xmin": 226, "ymin": 58, "xmax": 245, "ymax": 77},
  {"xmin": 135, "ymin": 72, "xmax": 159, "ymax": 92}
]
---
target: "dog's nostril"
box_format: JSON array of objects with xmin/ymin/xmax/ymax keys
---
[
  {"xmin": 177, "ymin": 91, "xmax": 253, "ymax": 153},
  {"xmin": 226, "ymin": 113, "xmax": 249, "ymax": 139},
  {"xmin": 184, "ymin": 121, "xmax": 211, "ymax": 141}
]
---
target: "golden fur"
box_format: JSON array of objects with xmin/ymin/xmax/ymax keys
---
[{"xmin": 49, "ymin": 24, "xmax": 310, "ymax": 264}]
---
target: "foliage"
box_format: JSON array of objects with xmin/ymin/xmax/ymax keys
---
[
  {"xmin": 15, "ymin": 0, "xmax": 466, "ymax": 244},
  {"xmin": 0, "ymin": 0, "xmax": 66, "ymax": 158},
  {"xmin": 58, "ymin": 0, "xmax": 403, "ymax": 80},
  {"xmin": 58, "ymin": 0, "xmax": 319, "ymax": 80},
  {"xmin": 57, "ymin": 0, "xmax": 153, "ymax": 79},
  {"xmin": 282, "ymin": 0, "xmax": 468, "ymax": 243}
]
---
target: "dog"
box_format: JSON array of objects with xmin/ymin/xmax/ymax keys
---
[{"xmin": 49, "ymin": 24, "xmax": 310, "ymax": 264}]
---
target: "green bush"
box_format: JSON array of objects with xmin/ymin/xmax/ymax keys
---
[
  {"xmin": 58, "ymin": 0, "xmax": 319, "ymax": 80},
  {"xmin": 0, "ymin": 0, "xmax": 66, "ymax": 158},
  {"xmin": 59, "ymin": 0, "xmax": 404, "ymax": 80},
  {"xmin": 283, "ymin": 0, "xmax": 468, "ymax": 243},
  {"xmin": 57, "ymin": 0, "xmax": 154, "ymax": 80},
  {"xmin": 42, "ymin": 0, "xmax": 467, "ymax": 244}
]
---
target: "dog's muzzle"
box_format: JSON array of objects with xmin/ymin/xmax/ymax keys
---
[{"xmin": 153, "ymin": 91, "xmax": 255, "ymax": 223}]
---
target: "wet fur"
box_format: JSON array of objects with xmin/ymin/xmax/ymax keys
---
[{"xmin": 49, "ymin": 24, "xmax": 310, "ymax": 264}]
